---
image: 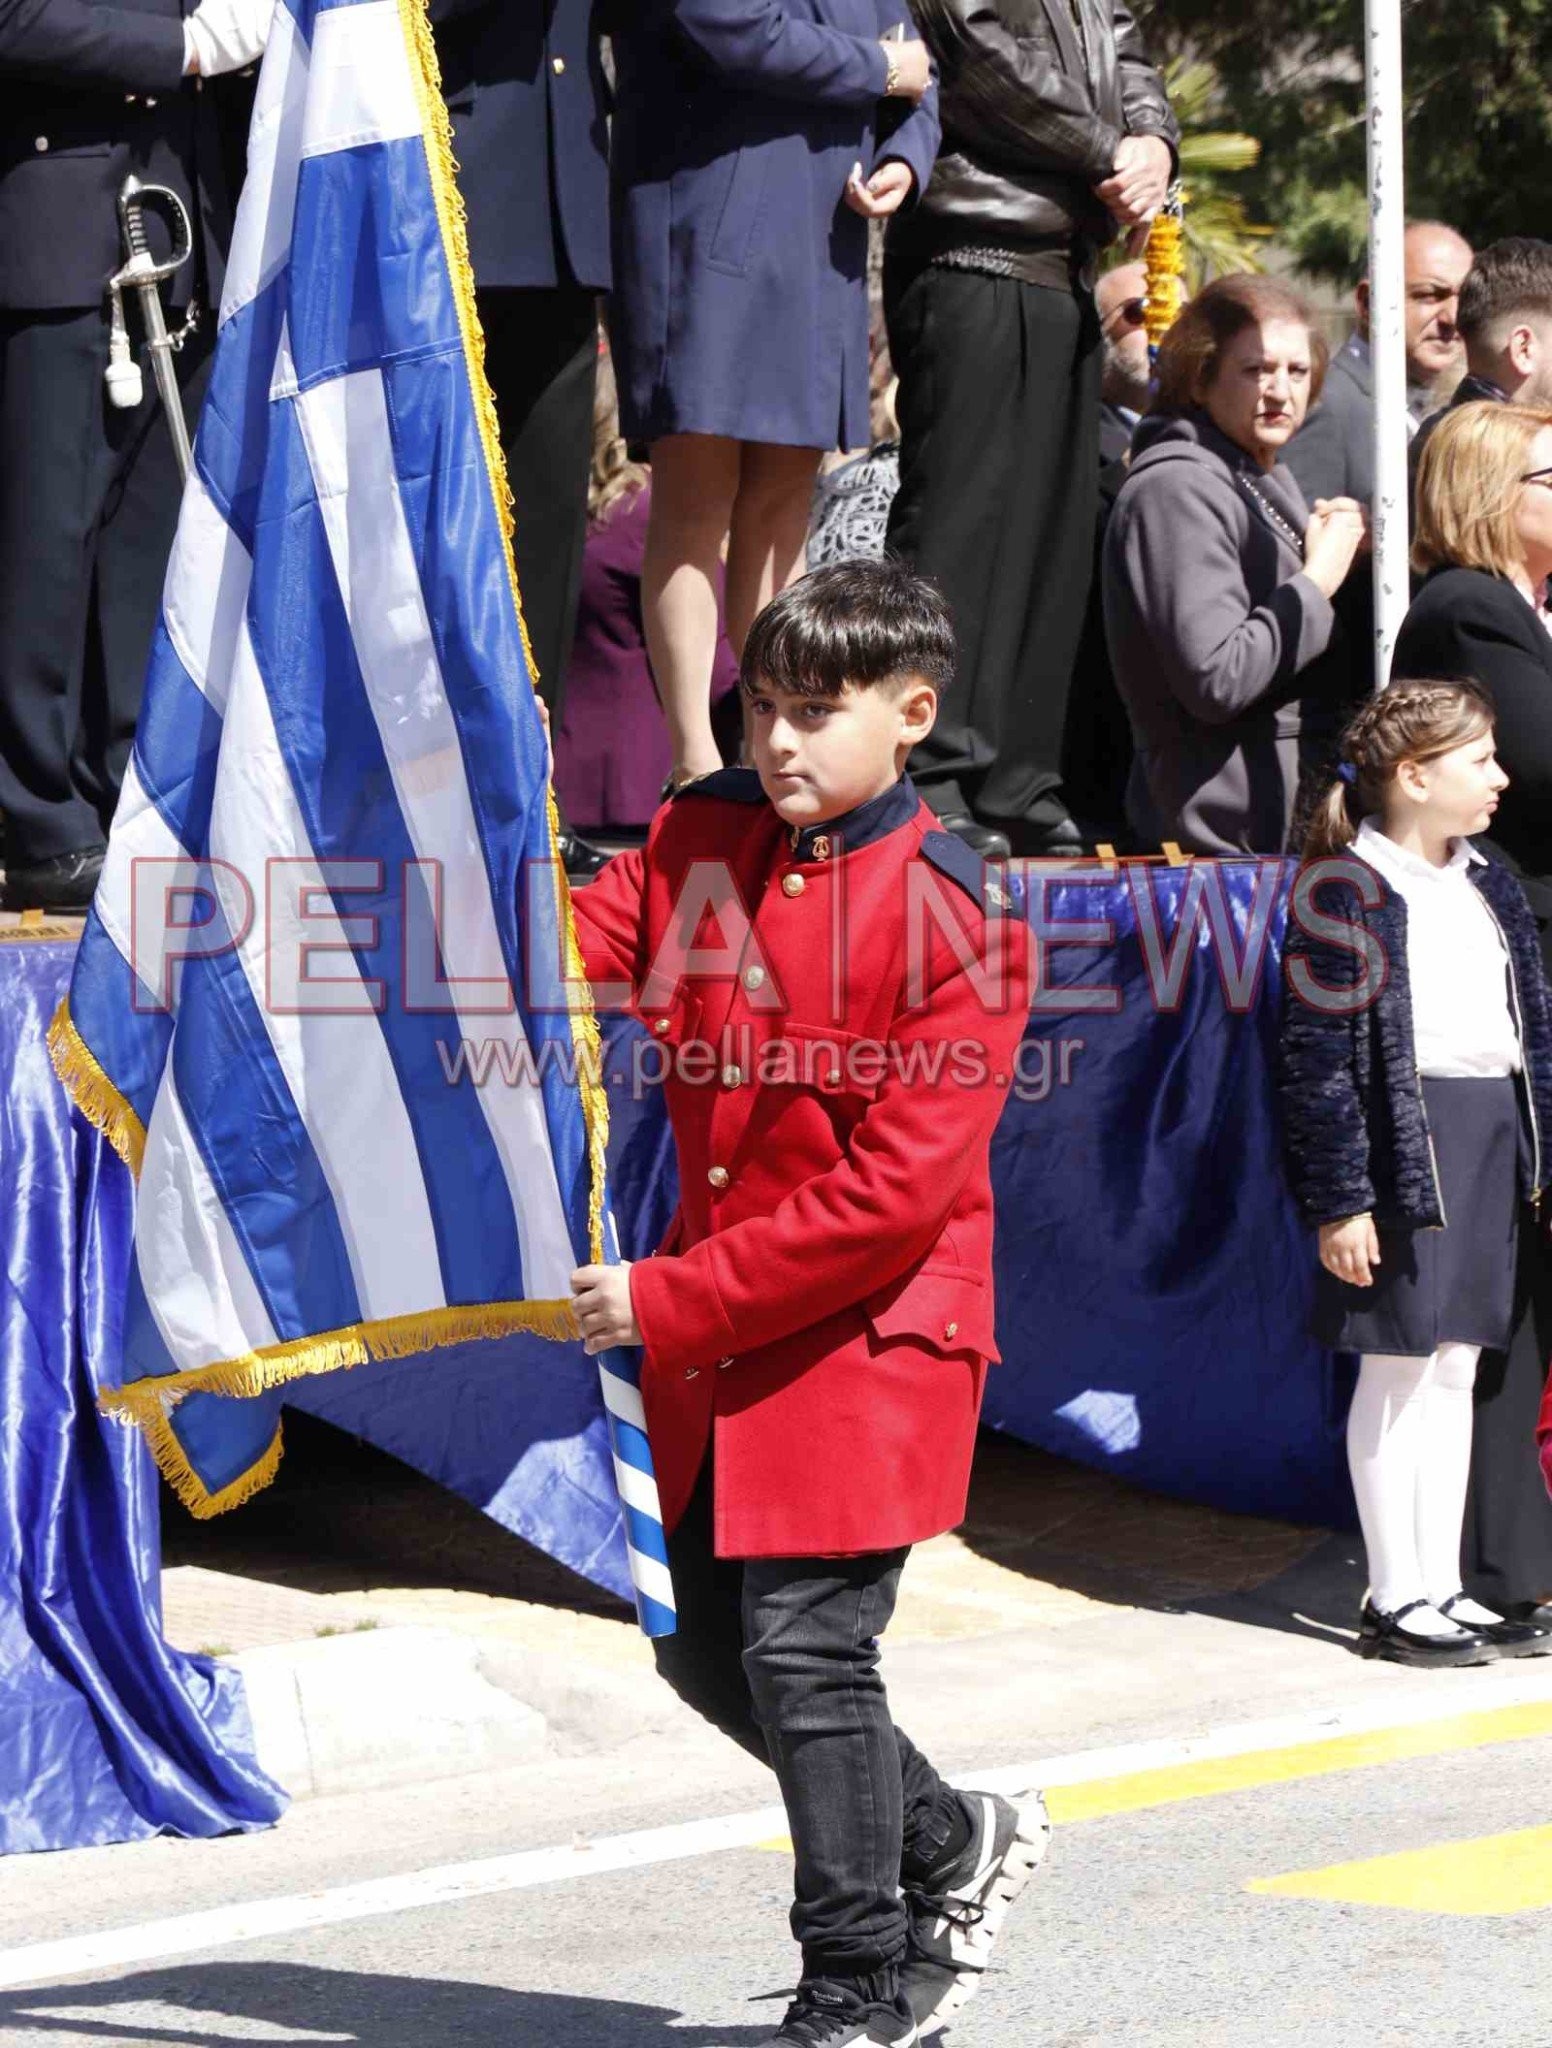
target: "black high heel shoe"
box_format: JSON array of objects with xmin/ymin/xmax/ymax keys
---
[
  {"xmin": 1438, "ymin": 1594, "xmax": 1552, "ymax": 1658},
  {"xmin": 1357, "ymin": 1599, "xmax": 1498, "ymax": 1667}
]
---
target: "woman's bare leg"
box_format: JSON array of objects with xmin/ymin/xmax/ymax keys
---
[
  {"xmin": 724, "ymin": 441, "xmax": 825, "ymax": 656},
  {"xmin": 641, "ymin": 433, "xmax": 742, "ymax": 788}
]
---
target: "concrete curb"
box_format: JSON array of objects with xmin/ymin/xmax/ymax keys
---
[{"xmin": 231, "ymin": 1626, "xmax": 550, "ymax": 1800}]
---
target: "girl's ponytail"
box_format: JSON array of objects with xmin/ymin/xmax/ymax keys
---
[{"xmin": 1302, "ymin": 762, "xmax": 1362, "ymax": 861}]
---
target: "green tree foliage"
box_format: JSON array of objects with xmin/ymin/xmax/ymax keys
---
[{"xmin": 1137, "ymin": 0, "xmax": 1552, "ymax": 277}]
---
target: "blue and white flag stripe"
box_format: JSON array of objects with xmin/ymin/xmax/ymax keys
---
[{"xmin": 53, "ymin": 0, "xmax": 674, "ymax": 1635}]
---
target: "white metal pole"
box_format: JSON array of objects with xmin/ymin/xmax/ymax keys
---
[{"xmin": 1365, "ymin": 0, "xmax": 1408, "ymax": 687}]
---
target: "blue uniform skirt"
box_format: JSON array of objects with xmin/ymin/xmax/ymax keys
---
[{"xmin": 1314, "ymin": 1075, "xmax": 1522, "ymax": 1357}]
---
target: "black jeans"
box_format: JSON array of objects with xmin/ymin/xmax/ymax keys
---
[
  {"xmin": 884, "ymin": 259, "xmax": 1101, "ymax": 833},
  {"xmin": 655, "ymin": 1464, "xmax": 966, "ymax": 1977}
]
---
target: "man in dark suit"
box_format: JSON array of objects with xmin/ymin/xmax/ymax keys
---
[
  {"xmin": 431, "ymin": 0, "xmax": 610, "ymax": 877},
  {"xmin": 1285, "ymin": 219, "xmax": 1472, "ymax": 510},
  {"xmin": 0, "ymin": 0, "xmax": 262, "ymax": 910}
]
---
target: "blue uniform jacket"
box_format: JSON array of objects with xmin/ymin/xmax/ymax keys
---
[
  {"xmin": 0, "ymin": 0, "xmax": 237, "ymax": 309},
  {"xmin": 610, "ymin": 0, "xmax": 940, "ymax": 449},
  {"xmin": 431, "ymin": 0, "xmax": 610, "ymax": 292},
  {"xmin": 1276, "ymin": 847, "xmax": 1552, "ymax": 1229}
]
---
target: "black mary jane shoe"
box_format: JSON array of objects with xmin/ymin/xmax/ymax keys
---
[
  {"xmin": 1438, "ymin": 1594, "xmax": 1552, "ymax": 1658},
  {"xmin": 1358, "ymin": 1598, "xmax": 1499, "ymax": 1667}
]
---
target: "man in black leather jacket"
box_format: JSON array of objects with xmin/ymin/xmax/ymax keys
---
[{"xmin": 884, "ymin": 0, "xmax": 1176, "ymax": 856}]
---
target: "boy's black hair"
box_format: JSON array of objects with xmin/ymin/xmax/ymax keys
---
[{"xmin": 740, "ymin": 559, "xmax": 955, "ymax": 701}]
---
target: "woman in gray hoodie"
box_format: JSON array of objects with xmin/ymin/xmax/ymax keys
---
[{"xmin": 1102, "ymin": 275, "xmax": 1366, "ymax": 855}]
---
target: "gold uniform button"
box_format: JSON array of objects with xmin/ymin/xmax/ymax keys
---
[
  {"xmin": 708, "ymin": 1165, "xmax": 730, "ymax": 1189},
  {"xmin": 944, "ymin": 1321, "xmax": 959, "ymax": 1340},
  {"xmin": 653, "ymin": 1017, "xmax": 671, "ymax": 1035},
  {"xmin": 742, "ymin": 964, "xmax": 766, "ymax": 992},
  {"xmin": 781, "ymin": 872, "xmax": 806, "ymax": 897},
  {"xmin": 552, "ymin": 54, "xmax": 566, "ymax": 72},
  {"xmin": 722, "ymin": 1064, "xmax": 743, "ymax": 1088}
]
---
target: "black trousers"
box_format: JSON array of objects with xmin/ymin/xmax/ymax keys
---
[
  {"xmin": 478, "ymin": 284, "xmax": 597, "ymax": 718},
  {"xmin": 655, "ymin": 1464, "xmax": 966, "ymax": 1978},
  {"xmin": 1464, "ymin": 1214, "xmax": 1552, "ymax": 1610},
  {"xmin": 0, "ymin": 304, "xmax": 212, "ymax": 868},
  {"xmin": 884, "ymin": 259, "xmax": 1101, "ymax": 831}
]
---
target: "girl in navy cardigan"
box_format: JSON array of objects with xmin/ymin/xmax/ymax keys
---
[{"xmin": 1278, "ymin": 680, "xmax": 1552, "ymax": 1666}]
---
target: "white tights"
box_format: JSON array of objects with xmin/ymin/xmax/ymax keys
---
[{"xmin": 1347, "ymin": 1345, "xmax": 1501, "ymax": 1634}]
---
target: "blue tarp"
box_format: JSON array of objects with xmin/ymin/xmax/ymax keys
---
[
  {"xmin": 3, "ymin": 864, "xmax": 1353, "ymax": 1850},
  {"xmin": 0, "ymin": 939, "xmax": 285, "ymax": 1856}
]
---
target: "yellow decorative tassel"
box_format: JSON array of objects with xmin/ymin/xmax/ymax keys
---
[{"xmin": 1144, "ymin": 184, "xmax": 1188, "ymax": 352}]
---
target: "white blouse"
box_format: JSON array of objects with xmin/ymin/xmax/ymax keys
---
[{"xmin": 1354, "ymin": 821, "xmax": 1521, "ymax": 1079}]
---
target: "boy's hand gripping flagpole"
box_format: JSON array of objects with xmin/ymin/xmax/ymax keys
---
[{"xmin": 591, "ymin": 1218, "xmax": 675, "ymax": 1637}]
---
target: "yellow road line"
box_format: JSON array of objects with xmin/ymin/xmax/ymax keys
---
[
  {"xmin": 1249, "ymin": 1821, "xmax": 1552, "ymax": 1914},
  {"xmin": 750, "ymin": 1699, "xmax": 1552, "ymax": 1853}
]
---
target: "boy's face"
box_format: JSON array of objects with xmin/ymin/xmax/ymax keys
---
[{"xmin": 744, "ymin": 676, "xmax": 937, "ymax": 827}]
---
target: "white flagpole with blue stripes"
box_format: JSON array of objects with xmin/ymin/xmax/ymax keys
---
[{"xmin": 50, "ymin": 0, "xmax": 674, "ymax": 1637}]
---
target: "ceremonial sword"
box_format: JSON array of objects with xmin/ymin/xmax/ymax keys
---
[{"xmin": 104, "ymin": 173, "xmax": 198, "ymax": 483}]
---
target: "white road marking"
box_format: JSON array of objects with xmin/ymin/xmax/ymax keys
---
[{"xmin": 1, "ymin": 1662, "xmax": 1549, "ymax": 1992}]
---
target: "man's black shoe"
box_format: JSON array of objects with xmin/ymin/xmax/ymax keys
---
[
  {"xmin": 557, "ymin": 827, "xmax": 612, "ymax": 883},
  {"xmin": 900, "ymin": 1790, "xmax": 1050, "ymax": 2039},
  {"xmin": 769, "ymin": 1975, "xmax": 917, "ymax": 2046},
  {"xmin": 933, "ymin": 811, "xmax": 1012, "ymax": 862},
  {"xmin": 1003, "ymin": 811, "xmax": 1087, "ymax": 857},
  {"xmin": 2, "ymin": 843, "xmax": 105, "ymax": 913}
]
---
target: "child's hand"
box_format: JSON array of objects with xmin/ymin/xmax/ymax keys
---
[
  {"xmin": 1319, "ymin": 1214, "xmax": 1381, "ymax": 1288},
  {"xmin": 570, "ymin": 1262, "xmax": 642, "ymax": 1354}
]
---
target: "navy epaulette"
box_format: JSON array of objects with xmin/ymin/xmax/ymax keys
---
[
  {"xmin": 920, "ymin": 831, "xmax": 1024, "ymax": 918},
  {"xmin": 672, "ymin": 766, "xmax": 767, "ymax": 805}
]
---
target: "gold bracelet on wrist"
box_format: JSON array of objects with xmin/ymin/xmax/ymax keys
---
[{"xmin": 883, "ymin": 50, "xmax": 901, "ymax": 94}]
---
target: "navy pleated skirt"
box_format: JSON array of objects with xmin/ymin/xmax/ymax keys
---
[{"xmin": 1314, "ymin": 1075, "xmax": 1522, "ymax": 1357}]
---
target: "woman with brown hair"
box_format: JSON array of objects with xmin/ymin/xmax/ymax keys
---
[
  {"xmin": 1102, "ymin": 273, "xmax": 1366, "ymax": 855},
  {"xmin": 1395, "ymin": 401, "xmax": 1552, "ymax": 964}
]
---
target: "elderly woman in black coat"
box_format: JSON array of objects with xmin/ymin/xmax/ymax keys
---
[{"xmin": 1392, "ymin": 398, "xmax": 1552, "ymax": 1625}]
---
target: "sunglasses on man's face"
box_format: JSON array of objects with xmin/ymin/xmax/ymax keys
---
[{"xmin": 1105, "ymin": 296, "xmax": 1148, "ymax": 331}]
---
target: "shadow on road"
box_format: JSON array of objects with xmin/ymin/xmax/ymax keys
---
[{"xmin": 0, "ymin": 1962, "xmax": 775, "ymax": 2047}]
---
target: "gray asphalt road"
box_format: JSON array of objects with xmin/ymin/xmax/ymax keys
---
[{"xmin": 2, "ymin": 1728, "xmax": 1548, "ymax": 2048}]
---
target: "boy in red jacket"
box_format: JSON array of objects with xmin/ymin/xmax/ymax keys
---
[{"xmin": 568, "ymin": 562, "xmax": 1046, "ymax": 2048}]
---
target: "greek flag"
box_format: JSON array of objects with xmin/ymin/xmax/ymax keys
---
[{"xmin": 49, "ymin": 0, "xmax": 674, "ymax": 1636}]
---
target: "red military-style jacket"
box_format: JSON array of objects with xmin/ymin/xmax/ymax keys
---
[{"xmin": 569, "ymin": 769, "xmax": 1035, "ymax": 1559}]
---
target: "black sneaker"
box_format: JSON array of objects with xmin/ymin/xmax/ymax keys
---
[
  {"xmin": 900, "ymin": 1790, "xmax": 1051, "ymax": 2039},
  {"xmin": 769, "ymin": 1976, "xmax": 918, "ymax": 2046}
]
